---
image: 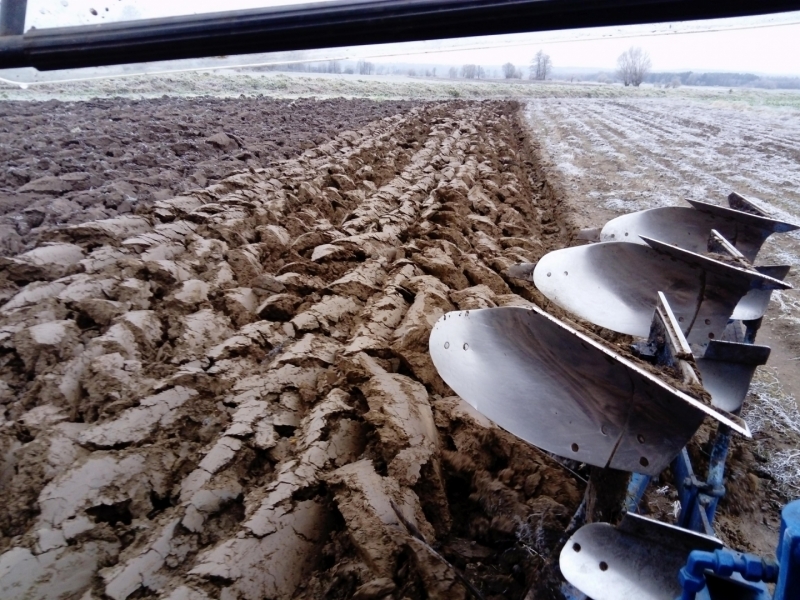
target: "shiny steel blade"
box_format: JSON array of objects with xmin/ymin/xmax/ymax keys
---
[
  {"xmin": 599, "ymin": 201, "xmax": 798, "ymax": 262},
  {"xmin": 560, "ymin": 513, "xmax": 722, "ymax": 600},
  {"xmin": 429, "ymin": 306, "xmax": 749, "ymax": 476},
  {"xmin": 696, "ymin": 340, "xmax": 771, "ymax": 413},
  {"xmin": 531, "ymin": 240, "xmax": 790, "ymax": 346},
  {"xmin": 731, "ymin": 265, "xmax": 791, "ymax": 321}
]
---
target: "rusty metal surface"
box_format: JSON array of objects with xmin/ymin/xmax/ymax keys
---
[{"xmin": 429, "ymin": 306, "xmax": 748, "ymax": 475}]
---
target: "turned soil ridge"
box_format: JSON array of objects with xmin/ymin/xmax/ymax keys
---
[{"xmin": 0, "ymin": 99, "xmax": 583, "ymax": 600}]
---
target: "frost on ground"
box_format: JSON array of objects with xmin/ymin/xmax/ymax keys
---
[
  {"xmin": 526, "ymin": 96, "xmax": 800, "ymax": 551},
  {"xmin": 744, "ymin": 369, "xmax": 800, "ymax": 495},
  {"xmin": 527, "ymin": 98, "xmax": 800, "ymax": 217},
  {"xmin": 0, "ymin": 100, "xmax": 582, "ymax": 599}
]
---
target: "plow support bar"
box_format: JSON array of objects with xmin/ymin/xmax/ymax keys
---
[{"xmin": 1, "ymin": 0, "xmax": 800, "ymax": 70}]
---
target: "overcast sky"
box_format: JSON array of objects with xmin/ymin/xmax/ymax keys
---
[{"xmin": 21, "ymin": 1, "xmax": 800, "ymax": 75}]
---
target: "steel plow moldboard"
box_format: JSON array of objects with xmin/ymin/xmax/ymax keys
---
[
  {"xmin": 428, "ymin": 306, "xmax": 748, "ymax": 475},
  {"xmin": 599, "ymin": 201, "xmax": 799, "ymax": 263},
  {"xmin": 532, "ymin": 240, "xmax": 790, "ymax": 345},
  {"xmin": 696, "ymin": 340, "xmax": 771, "ymax": 413},
  {"xmin": 732, "ymin": 265, "xmax": 792, "ymax": 321},
  {"xmin": 560, "ymin": 513, "xmax": 723, "ymax": 600}
]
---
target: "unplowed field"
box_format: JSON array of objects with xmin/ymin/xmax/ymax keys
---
[
  {"xmin": 0, "ymin": 99, "xmax": 583, "ymax": 599},
  {"xmin": 528, "ymin": 97, "xmax": 800, "ymax": 554}
]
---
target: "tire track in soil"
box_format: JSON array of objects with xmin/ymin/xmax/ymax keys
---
[{"xmin": 0, "ymin": 100, "xmax": 581, "ymax": 600}]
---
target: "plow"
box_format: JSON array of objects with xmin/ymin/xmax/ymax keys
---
[{"xmin": 430, "ymin": 192, "xmax": 799, "ymax": 599}]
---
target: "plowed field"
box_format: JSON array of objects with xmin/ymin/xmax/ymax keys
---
[
  {"xmin": 0, "ymin": 99, "xmax": 583, "ymax": 600},
  {"xmin": 2, "ymin": 90, "xmax": 798, "ymax": 600},
  {"xmin": 0, "ymin": 97, "xmax": 421, "ymax": 257}
]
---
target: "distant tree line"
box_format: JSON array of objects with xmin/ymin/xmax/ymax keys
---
[
  {"xmin": 644, "ymin": 71, "xmax": 800, "ymax": 89},
  {"xmin": 237, "ymin": 56, "xmax": 800, "ymax": 91},
  {"xmin": 356, "ymin": 61, "xmax": 374, "ymax": 75}
]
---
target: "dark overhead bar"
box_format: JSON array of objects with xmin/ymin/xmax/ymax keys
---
[
  {"xmin": 0, "ymin": 0, "xmax": 798, "ymax": 71},
  {"xmin": 0, "ymin": 0, "xmax": 27, "ymax": 37}
]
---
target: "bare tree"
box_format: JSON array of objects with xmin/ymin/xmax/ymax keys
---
[
  {"xmin": 327, "ymin": 60, "xmax": 342, "ymax": 74},
  {"xmin": 530, "ymin": 50, "xmax": 552, "ymax": 80},
  {"xmin": 356, "ymin": 60, "xmax": 374, "ymax": 75},
  {"xmin": 461, "ymin": 64, "xmax": 478, "ymax": 79},
  {"xmin": 502, "ymin": 62, "xmax": 517, "ymax": 79},
  {"xmin": 448, "ymin": 66, "xmax": 458, "ymax": 79},
  {"xmin": 616, "ymin": 47, "xmax": 651, "ymax": 87}
]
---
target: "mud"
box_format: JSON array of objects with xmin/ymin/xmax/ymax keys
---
[
  {"xmin": 0, "ymin": 99, "xmax": 584, "ymax": 600},
  {"xmin": 0, "ymin": 97, "xmax": 422, "ymax": 258}
]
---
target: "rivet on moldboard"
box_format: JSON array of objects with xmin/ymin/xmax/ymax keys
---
[
  {"xmin": 571, "ymin": 443, "xmax": 579, "ymax": 452},
  {"xmin": 547, "ymin": 272, "xmax": 552, "ymax": 277},
  {"xmin": 463, "ymin": 343, "xmax": 469, "ymax": 350},
  {"xmin": 444, "ymin": 342, "xmax": 450, "ymax": 349}
]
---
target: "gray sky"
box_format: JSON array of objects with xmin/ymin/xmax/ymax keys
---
[{"xmin": 21, "ymin": 1, "xmax": 800, "ymax": 75}]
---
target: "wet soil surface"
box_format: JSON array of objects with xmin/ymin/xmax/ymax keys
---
[
  {"xmin": 0, "ymin": 99, "xmax": 583, "ymax": 600},
  {"xmin": 0, "ymin": 97, "xmax": 422, "ymax": 257}
]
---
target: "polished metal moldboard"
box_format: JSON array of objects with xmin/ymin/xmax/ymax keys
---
[
  {"xmin": 691, "ymin": 198, "xmax": 799, "ymax": 235},
  {"xmin": 731, "ymin": 265, "xmax": 791, "ymax": 321},
  {"xmin": 642, "ymin": 236, "xmax": 791, "ymax": 340},
  {"xmin": 601, "ymin": 205, "xmax": 748, "ymax": 255},
  {"xmin": 696, "ymin": 340, "xmax": 771, "ymax": 413},
  {"xmin": 429, "ymin": 306, "xmax": 748, "ymax": 475},
  {"xmin": 532, "ymin": 240, "xmax": 789, "ymax": 346},
  {"xmin": 560, "ymin": 513, "xmax": 723, "ymax": 600},
  {"xmin": 600, "ymin": 201, "xmax": 798, "ymax": 263}
]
